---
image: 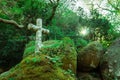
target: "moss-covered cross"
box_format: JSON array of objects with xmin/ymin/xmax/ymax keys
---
[{"xmin": 28, "ymin": 18, "xmax": 49, "ymax": 54}]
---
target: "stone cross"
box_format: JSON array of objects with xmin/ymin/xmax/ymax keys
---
[{"xmin": 28, "ymin": 18, "xmax": 49, "ymax": 53}]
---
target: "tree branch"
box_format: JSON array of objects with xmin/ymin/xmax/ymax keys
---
[
  {"xmin": 0, "ymin": 18, "xmax": 24, "ymax": 28},
  {"xmin": 49, "ymin": 0, "xmax": 53, "ymax": 4},
  {"xmin": 97, "ymin": 4, "xmax": 116, "ymax": 13},
  {"xmin": 46, "ymin": 0, "xmax": 60, "ymax": 25},
  {"xmin": 107, "ymin": 0, "xmax": 120, "ymax": 11}
]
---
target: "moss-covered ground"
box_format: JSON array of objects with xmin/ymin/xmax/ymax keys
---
[{"xmin": 0, "ymin": 37, "xmax": 77, "ymax": 80}]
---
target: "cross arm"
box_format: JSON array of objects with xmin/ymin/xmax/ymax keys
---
[
  {"xmin": 42, "ymin": 28, "xmax": 50, "ymax": 34},
  {"xmin": 28, "ymin": 23, "xmax": 40, "ymax": 31}
]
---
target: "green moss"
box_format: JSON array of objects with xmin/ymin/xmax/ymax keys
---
[
  {"xmin": 0, "ymin": 54, "xmax": 75, "ymax": 80},
  {"xmin": 22, "ymin": 37, "xmax": 77, "ymax": 73},
  {"xmin": 23, "ymin": 40, "xmax": 63, "ymax": 58},
  {"xmin": 62, "ymin": 37, "xmax": 75, "ymax": 47},
  {"xmin": 42, "ymin": 40, "xmax": 62, "ymax": 48},
  {"xmin": 23, "ymin": 46, "xmax": 35, "ymax": 58},
  {"xmin": 24, "ymin": 37, "xmax": 75, "ymax": 56},
  {"xmin": 25, "ymin": 41, "xmax": 35, "ymax": 48},
  {"xmin": 23, "ymin": 41, "xmax": 35, "ymax": 58},
  {"xmin": 0, "ymin": 37, "xmax": 77, "ymax": 80}
]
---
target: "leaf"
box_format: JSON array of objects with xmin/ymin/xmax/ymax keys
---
[
  {"xmin": 11, "ymin": 7, "xmax": 23, "ymax": 14},
  {"xmin": 1, "ymin": 1, "xmax": 7, "ymax": 5},
  {"xmin": 24, "ymin": 0, "xmax": 32, "ymax": 9},
  {"xmin": 32, "ymin": 57, "xmax": 37, "ymax": 63},
  {"xmin": 8, "ymin": 77, "xmax": 15, "ymax": 80}
]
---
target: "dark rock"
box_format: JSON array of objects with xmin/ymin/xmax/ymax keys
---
[
  {"xmin": 77, "ymin": 72, "xmax": 101, "ymax": 80},
  {"xmin": 100, "ymin": 38, "xmax": 120, "ymax": 80},
  {"xmin": 77, "ymin": 41, "xmax": 103, "ymax": 72}
]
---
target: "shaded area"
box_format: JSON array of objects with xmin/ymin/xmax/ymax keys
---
[{"xmin": 0, "ymin": 22, "xmax": 26, "ymax": 72}]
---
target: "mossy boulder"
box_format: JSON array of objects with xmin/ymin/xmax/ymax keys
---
[
  {"xmin": 0, "ymin": 54, "xmax": 75, "ymax": 80},
  {"xmin": 77, "ymin": 41, "xmax": 103, "ymax": 72},
  {"xmin": 0, "ymin": 37, "xmax": 77, "ymax": 80},
  {"xmin": 23, "ymin": 37, "xmax": 77, "ymax": 74}
]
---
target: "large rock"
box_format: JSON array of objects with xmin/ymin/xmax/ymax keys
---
[
  {"xmin": 0, "ymin": 54, "xmax": 75, "ymax": 80},
  {"xmin": 100, "ymin": 38, "xmax": 120, "ymax": 80},
  {"xmin": 77, "ymin": 41, "xmax": 103, "ymax": 72},
  {"xmin": 0, "ymin": 37, "xmax": 77, "ymax": 80},
  {"xmin": 24, "ymin": 37, "xmax": 77, "ymax": 74}
]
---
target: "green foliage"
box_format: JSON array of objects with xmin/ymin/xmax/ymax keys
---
[
  {"xmin": 22, "ymin": 0, "xmax": 49, "ymax": 20},
  {"xmin": 0, "ymin": 23, "xmax": 26, "ymax": 69},
  {"xmin": 25, "ymin": 41, "xmax": 35, "ymax": 48},
  {"xmin": 24, "ymin": 37, "xmax": 76, "ymax": 58},
  {"xmin": 42, "ymin": 40, "xmax": 62, "ymax": 48},
  {"xmin": 11, "ymin": 7, "xmax": 23, "ymax": 15},
  {"xmin": 46, "ymin": 8, "xmax": 79, "ymax": 43},
  {"xmin": 23, "ymin": 40, "xmax": 62, "ymax": 57},
  {"xmin": 8, "ymin": 78, "xmax": 15, "ymax": 80},
  {"xmin": 75, "ymin": 38, "xmax": 88, "ymax": 48},
  {"xmin": 0, "ymin": 0, "xmax": 53, "ymax": 24},
  {"xmin": 78, "ymin": 9, "xmax": 113, "ymax": 41},
  {"xmin": 0, "ymin": 54, "xmax": 75, "ymax": 80},
  {"xmin": 0, "ymin": 0, "xmax": 120, "ymax": 76},
  {"xmin": 108, "ymin": 26, "xmax": 120, "ymax": 40},
  {"xmin": 46, "ymin": 56, "xmax": 63, "ymax": 67},
  {"xmin": 23, "ymin": 41, "xmax": 35, "ymax": 58},
  {"xmin": 24, "ymin": 56, "xmax": 41, "ymax": 64},
  {"xmin": 47, "ymin": 25, "xmax": 64, "ymax": 40},
  {"xmin": 63, "ymin": 69, "xmax": 75, "ymax": 77},
  {"xmin": 23, "ymin": 37, "xmax": 76, "ymax": 72},
  {"xmin": 101, "ymin": 40, "xmax": 111, "ymax": 49},
  {"xmin": 24, "ymin": 46, "xmax": 35, "ymax": 57},
  {"xmin": 62, "ymin": 37, "xmax": 75, "ymax": 48}
]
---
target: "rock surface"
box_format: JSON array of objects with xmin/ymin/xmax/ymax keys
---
[
  {"xmin": 24, "ymin": 37, "xmax": 77, "ymax": 74},
  {"xmin": 77, "ymin": 41, "xmax": 103, "ymax": 72},
  {"xmin": 0, "ymin": 37, "xmax": 76, "ymax": 80},
  {"xmin": 77, "ymin": 72, "xmax": 101, "ymax": 80},
  {"xmin": 0, "ymin": 54, "xmax": 75, "ymax": 80},
  {"xmin": 100, "ymin": 38, "xmax": 120, "ymax": 80}
]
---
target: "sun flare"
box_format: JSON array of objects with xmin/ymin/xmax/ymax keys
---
[{"xmin": 80, "ymin": 27, "xmax": 89, "ymax": 36}]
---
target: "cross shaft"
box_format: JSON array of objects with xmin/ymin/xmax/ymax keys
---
[{"xmin": 28, "ymin": 18, "xmax": 49, "ymax": 53}]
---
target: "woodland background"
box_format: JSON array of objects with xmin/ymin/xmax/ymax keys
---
[{"xmin": 0, "ymin": 0, "xmax": 120, "ymax": 71}]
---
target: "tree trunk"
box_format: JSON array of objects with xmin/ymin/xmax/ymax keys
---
[{"xmin": 46, "ymin": 0, "xmax": 60, "ymax": 25}]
